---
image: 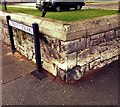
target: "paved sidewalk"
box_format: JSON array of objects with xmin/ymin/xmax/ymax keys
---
[
  {"xmin": 2, "ymin": 43, "xmax": 35, "ymax": 84},
  {"xmin": 2, "ymin": 43, "xmax": 119, "ymax": 105}
]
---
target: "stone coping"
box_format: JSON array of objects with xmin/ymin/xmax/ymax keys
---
[{"xmin": 1, "ymin": 11, "xmax": 119, "ymax": 41}]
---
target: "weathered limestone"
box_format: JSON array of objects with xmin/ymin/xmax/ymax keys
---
[
  {"xmin": 1, "ymin": 11, "xmax": 120, "ymax": 82},
  {"xmin": 106, "ymin": 15, "xmax": 119, "ymax": 30},
  {"xmin": 83, "ymin": 18, "xmax": 109, "ymax": 36}
]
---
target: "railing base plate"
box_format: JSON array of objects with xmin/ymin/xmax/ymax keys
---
[{"xmin": 31, "ymin": 70, "xmax": 48, "ymax": 80}]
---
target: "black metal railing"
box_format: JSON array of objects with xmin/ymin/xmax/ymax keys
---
[{"xmin": 6, "ymin": 15, "xmax": 47, "ymax": 80}]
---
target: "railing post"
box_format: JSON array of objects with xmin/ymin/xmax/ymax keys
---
[
  {"xmin": 6, "ymin": 15, "xmax": 16, "ymax": 54},
  {"xmin": 31, "ymin": 23, "xmax": 47, "ymax": 80}
]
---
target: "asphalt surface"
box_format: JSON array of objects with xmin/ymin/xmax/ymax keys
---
[{"xmin": 2, "ymin": 43, "xmax": 119, "ymax": 105}]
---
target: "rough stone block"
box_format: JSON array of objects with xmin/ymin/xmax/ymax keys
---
[
  {"xmin": 111, "ymin": 56, "xmax": 119, "ymax": 62},
  {"xmin": 86, "ymin": 36, "xmax": 91, "ymax": 47},
  {"xmin": 67, "ymin": 52, "xmax": 77, "ymax": 70},
  {"xmin": 90, "ymin": 38, "xmax": 100, "ymax": 46},
  {"xmin": 111, "ymin": 48, "xmax": 119, "ymax": 58},
  {"xmin": 65, "ymin": 66, "xmax": 83, "ymax": 82},
  {"xmin": 54, "ymin": 52, "xmax": 77, "ymax": 71},
  {"xmin": 109, "ymin": 30, "xmax": 116, "ymax": 40},
  {"xmin": 100, "ymin": 50, "xmax": 111, "ymax": 61},
  {"xmin": 61, "ymin": 40, "xmax": 78, "ymax": 54},
  {"xmin": 43, "ymin": 61, "xmax": 57, "ymax": 76},
  {"xmin": 107, "ymin": 40, "xmax": 118, "ymax": 50},
  {"xmin": 56, "ymin": 61, "xmax": 67, "ymax": 71},
  {"xmin": 98, "ymin": 40, "xmax": 118, "ymax": 53},
  {"xmin": 58, "ymin": 68, "xmax": 66, "ymax": 80},
  {"xmin": 80, "ymin": 37, "xmax": 87, "ymax": 50},
  {"xmin": 115, "ymin": 29, "xmax": 120, "ymax": 39},
  {"xmin": 99, "ymin": 32, "xmax": 106, "ymax": 43},
  {"xmin": 98, "ymin": 45, "xmax": 108, "ymax": 53},
  {"xmin": 61, "ymin": 38, "xmax": 87, "ymax": 54},
  {"xmin": 104, "ymin": 30, "xmax": 116, "ymax": 42},
  {"xmin": 77, "ymin": 49, "xmax": 90, "ymax": 66},
  {"xmin": 106, "ymin": 57, "xmax": 115, "ymax": 65},
  {"xmin": 100, "ymin": 48, "xmax": 118, "ymax": 61},
  {"xmin": 80, "ymin": 64, "xmax": 89, "ymax": 73},
  {"xmin": 26, "ymin": 50, "xmax": 34, "ymax": 60},
  {"xmin": 118, "ymin": 39, "xmax": 120, "ymax": 48},
  {"xmin": 89, "ymin": 58, "xmax": 101, "ymax": 69},
  {"xmin": 41, "ymin": 43, "xmax": 61, "ymax": 63},
  {"xmin": 77, "ymin": 47, "xmax": 100, "ymax": 66}
]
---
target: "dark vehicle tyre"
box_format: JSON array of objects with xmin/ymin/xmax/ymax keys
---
[
  {"xmin": 75, "ymin": 4, "xmax": 81, "ymax": 10},
  {"xmin": 55, "ymin": 6, "xmax": 61, "ymax": 12}
]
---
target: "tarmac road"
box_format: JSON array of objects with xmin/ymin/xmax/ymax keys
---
[{"xmin": 2, "ymin": 43, "xmax": 119, "ymax": 105}]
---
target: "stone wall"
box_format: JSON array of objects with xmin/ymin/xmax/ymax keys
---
[{"xmin": 1, "ymin": 11, "xmax": 120, "ymax": 82}]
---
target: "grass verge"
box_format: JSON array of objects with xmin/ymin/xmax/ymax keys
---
[{"xmin": 2, "ymin": 6, "xmax": 119, "ymax": 21}]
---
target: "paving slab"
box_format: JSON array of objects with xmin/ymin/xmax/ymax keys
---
[{"xmin": 2, "ymin": 43, "xmax": 35, "ymax": 84}]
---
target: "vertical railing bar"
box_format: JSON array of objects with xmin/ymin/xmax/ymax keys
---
[
  {"xmin": 6, "ymin": 15, "xmax": 16, "ymax": 54},
  {"xmin": 31, "ymin": 23, "xmax": 47, "ymax": 80}
]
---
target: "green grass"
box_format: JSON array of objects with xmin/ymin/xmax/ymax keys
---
[
  {"xmin": 3, "ymin": 6, "xmax": 119, "ymax": 21},
  {"xmin": 0, "ymin": 4, "xmax": 2, "ymax": 11}
]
